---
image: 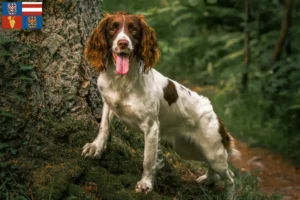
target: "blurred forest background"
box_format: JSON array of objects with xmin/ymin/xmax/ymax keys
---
[
  {"xmin": 1, "ymin": 0, "xmax": 300, "ymax": 199},
  {"xmin": 104, "ymin": 0, "xmax": 300, "ymax": 162}
]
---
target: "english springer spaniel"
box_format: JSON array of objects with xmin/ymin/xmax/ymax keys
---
[{"xmin": 82, "ymin": 12, "xmax": 240, "ymax": 200}]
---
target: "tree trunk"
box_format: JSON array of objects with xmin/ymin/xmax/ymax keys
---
[
  {"xmin": 272, "ymin": 0, "xmax": 293, "ymax": 62},
  {"xmin": 242, "ymin": 0, "xmax": 250, "ymax": 91},
  {"xmin": 1, "ymin": 0, "xmax": 103, "ymax": 199},
  {"xmin": 2, "ymin": 0, "xmax": 103, "ymax": 121}
]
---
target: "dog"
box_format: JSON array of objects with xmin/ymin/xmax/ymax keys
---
[{"xmin": 82, "ymin": 12, "xmax": 239, "ymax": 200}]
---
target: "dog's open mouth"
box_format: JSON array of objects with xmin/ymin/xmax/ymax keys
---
[{"xmin": 112, "ymin": 52, "xmax": 133, "ymax": 75}]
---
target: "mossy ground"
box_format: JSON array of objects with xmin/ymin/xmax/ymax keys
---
[{"xmin": 8, "ymin": 117, "xmax": 281, "ymax": 200}]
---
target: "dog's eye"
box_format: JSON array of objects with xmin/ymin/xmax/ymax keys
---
[
  {"xmin": 130, "ymin": 28, "xmax": 137, "ymax": 34},
  {"xmin": 109, "ymin": 28, "xmax": 116, "ymax": 33}
]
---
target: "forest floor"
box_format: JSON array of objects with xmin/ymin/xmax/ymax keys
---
[{"xmin": 232, "ymin": 140, "xmax": 300, "ymax": 200}]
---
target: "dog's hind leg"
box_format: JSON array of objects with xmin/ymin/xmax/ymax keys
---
[
  {"xmin": 196, "ymin": 166, "xmax": 220, "ymax": 185},
  {"xmin": 199, "ymin": 139, "xmax": 235, "ymax": 200}
]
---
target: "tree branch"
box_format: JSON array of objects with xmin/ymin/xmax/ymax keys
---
[{"xmin": 272, "ymin": 0, "xmax": 293, "ymax": 62}]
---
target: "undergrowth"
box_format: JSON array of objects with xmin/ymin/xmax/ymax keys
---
[
  {"xmin": 0, "ymin": 33, "xmax": 36, "ymax": 200},
  {"xmin": 209, "ymin": 88, "xmax": 300, "ymax": 165}
]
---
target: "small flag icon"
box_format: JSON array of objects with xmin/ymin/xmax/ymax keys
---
[
  {"xmin": 2, "ymin": 16, "xmax": 22, "ymax": 29},
  {"xmin": 1, "ymin": 2, "xmax": 42, "ymax": 30},
  {"xmin": 22, "ymin": 2, "xmax": 42, "ymax": 16}
]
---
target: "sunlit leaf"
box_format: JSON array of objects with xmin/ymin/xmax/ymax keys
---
[
  {"xmin": 215, "ymin": 50, "xmax": 244, "ymax": 67},
  {"xmin": 19, "ymin": 65, "xmax": 34, "ymax": 71}
]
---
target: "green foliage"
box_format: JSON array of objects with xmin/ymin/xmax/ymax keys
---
[{"xmin": 0, "ymin": 34, "xmax": 36, "ymax": 199}]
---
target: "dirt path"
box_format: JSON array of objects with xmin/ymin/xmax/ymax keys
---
[{"xmin": 232, "ymin": 140, "xmax": 300, "ymax": 200}]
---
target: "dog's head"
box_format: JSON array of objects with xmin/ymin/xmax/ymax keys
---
[{"xmin": 85, "ymin": 12, "xmax": 160, "ymax": 74}]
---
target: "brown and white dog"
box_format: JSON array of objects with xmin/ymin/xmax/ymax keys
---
[{"xmin": 82, "ymin": 12, "xmax": 239, "ymax": 200}]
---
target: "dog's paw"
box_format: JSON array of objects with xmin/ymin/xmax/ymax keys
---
[
  {"xmin": 196, "ymin": 174, "xmax": 210, "ymax": 184},
  {"xmin": 81, "ymin": 142, "xmax": 106, "ymax": 159},
  {"xmin": 135, "ymin": 179, "xmax": 153, "ymax": 194},
  {"xmin": 196, "ymin": 173, "xmax": 220, "ymax": 185}
]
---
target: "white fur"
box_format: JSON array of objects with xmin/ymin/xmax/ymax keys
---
[
  {"xmin": 82, "ymin": 33, "xmax": 238, "ymax": 200},
  {"xmin": 112, "ymin": 31, "xmax": 133, "ymax": 52}
]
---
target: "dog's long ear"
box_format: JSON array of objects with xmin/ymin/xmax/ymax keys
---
[
  {"xmin": 84, "ymin": 15, "xmax": 110, "ymax": 71},
  {"xmin": 137, "ymin": 15, "xmax": 160, "ymax": 72}
]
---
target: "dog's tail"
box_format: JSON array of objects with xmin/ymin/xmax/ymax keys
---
[
  {"xmin": 226, "ymin": 132, "xmax": 241, "ymax": 159},
  {"xmin": 217, "ymin": 117, "xmax": 241, "ymax": 160}
]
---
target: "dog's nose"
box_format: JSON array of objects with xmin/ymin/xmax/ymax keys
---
[{"xmin": 117, "ymin": 40, "xmax": 129, "ymax": 49}]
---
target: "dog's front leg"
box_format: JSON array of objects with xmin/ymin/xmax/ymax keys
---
[
  {"xmin": 136, "ymin": 120, "xmax": 159, "ymax": 193},
  {"xmin": 82, "ymin": 102, "xmax": 113, "ymax": 158}
]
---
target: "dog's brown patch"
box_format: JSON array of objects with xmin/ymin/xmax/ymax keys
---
[
  {"xmin": 217, "ymin": 117, "xmax": 231, "ymax": 150},
  {"xmin": 163, "ymin": 80, "xmax": 178, "ymax": 106}
]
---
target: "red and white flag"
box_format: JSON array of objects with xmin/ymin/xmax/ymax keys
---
[{"xmin": 22, "ymin": 2, "xmax": 42, "ymax": 16}]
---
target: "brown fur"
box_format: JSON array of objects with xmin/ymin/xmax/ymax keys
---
[
  {"xmin": 136, "ymin": 14, "xmax": 160, "ymax": 72},
  {"xmin": 84, "ymin": 12, "xmax": 160, "ymax": 72},
  {"xmin": 163, "ymin": 80, "xmax": 178, "ymax": 106},
  {"xmin": 217, "ymin": 117, "xmax": 232, "ymax": 151},
  {"xmin": 84, "ymin": 14, "xmax": 110, "ymax": 71}
]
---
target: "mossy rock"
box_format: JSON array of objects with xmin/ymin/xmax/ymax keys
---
[
  {"xmin": 118, "ymin": 174, "xmax": 140, "ymax": 188},
  {"xmin": 82, "ymin": 166, "xmax": 124, "ymax": 198},
  {"xmin": 69, "ymin": 130, "xmax": 93, "ymax": 147},
  {"xmin": 43, "ymin": 116, "xmax": 96, "ymax": 144},
  {"xmin": 32, "ymin": 160, "xmax": 84, "ymax": 200},
  {"xmin": 100, "ymin": 135, "xmax": 142, "ymax": 175},
  {"xmin": 103, "ymin": 189, "xmax": 171, "ymax": 200},
  {"xmin": 66, "ymin": 184, "xmax": 96, "ymax": 200}
]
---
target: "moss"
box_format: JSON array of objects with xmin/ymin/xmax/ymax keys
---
[
  {"xmin": 111, "ymin": 121, "xmax": 144, "ymax": 150},
  {"xmin": 118, "ymin": 174, "xmax": 140, "ymax": 188},
  {"xmin": 69, "ymin": 130, "xmax": 92, "ymax": 147},
  {"xmin": 103, "ymin": 189, "xmax": 171, "ymax": 200},
  {"xmin": 100, "ymin": 135, "xmax": 142, "ymax": 175},
  {"xmin": 66, "ymin": 184, "xmax": 96, "ymax": 200},
  {"xmin": 43, "ymin": 116, "xmax": 96, "ymax": 144},
  {"xmin": 82, "ymin": 166, "xmax": 124, "ymax": 198},
  {"xmin": 32, "ymin": 160, "xmax": 84, "ymax": 200}
]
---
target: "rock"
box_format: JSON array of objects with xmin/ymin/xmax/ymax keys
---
[{"xmin": 247, "ymin": 156, "xmax": 264, "ymax": 170}]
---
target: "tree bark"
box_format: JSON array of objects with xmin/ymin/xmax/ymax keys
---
[
  {"xmin": 272, "ymin": 0, "xmax": 293, "ymax": 62},
  {"xmin": 2, "ymin": 0, "xmax": 103, "ymax": 122}
]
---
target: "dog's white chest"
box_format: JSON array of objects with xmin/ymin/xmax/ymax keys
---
[{"xmin": 100, "ymin": 84, "xmax": 148, "ymax": 131}]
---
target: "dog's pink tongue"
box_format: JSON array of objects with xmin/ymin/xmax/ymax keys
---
[{"xmin": 116, "ymin": 54, "xmax": 129, "ymax": 75}]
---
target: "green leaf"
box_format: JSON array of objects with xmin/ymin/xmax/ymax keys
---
[
  {"xmin": 20, "ymin": 76, "xmax": 33, "ymax": 82},
  {"xmin": 0, "ymin": 143, "xmax": 10, "ymax": 150},
  {"xmin": 188, "ymin": 0, "xmax": 200, "ymax": 6},
  {"xmin": 171, "ymin": 13, "xmax": 194, "ymax": 26},
  {"xmin": 289, "ymin": 105, "xmax": 300, "ymax": 110},
  {"xmin": 207, "ymin": 0, "xmax": 217, "ymax": 3},
  {"xmin": 0, "ymin": 110, "xmax": 15, "ymax": 118},
  {"xmin": 215, "ymin": 50, "xmax": 244, "ymax": 67},
  {"xmin": 224, "ymin": 36, "xmax": 243, "ymax": 48},
  {"xmin": 0, "ymin": 36, "xmax": 16, "ymax": 44},
  {"xmin": 10, "ymin": 148, "xmax": 17, "ymax": 155},
  {"xmin": 19, "ymin": 65, "xmax": 34, "ymax": 71},
  {"xmin": 0, "ymin": 50, "xmax": 11, "ymax": 56},
  {"xmin": 14, "ymin": 94, "xmax": 26, "ymax": 102}
]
